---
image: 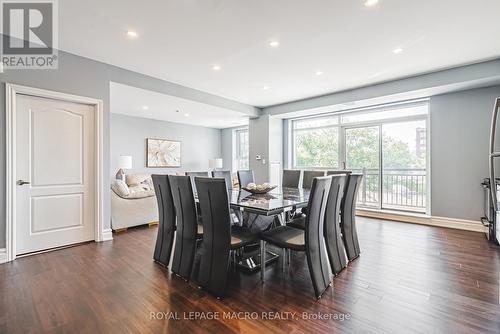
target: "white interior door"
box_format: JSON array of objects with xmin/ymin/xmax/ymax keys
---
[{"xmin": 15, "ymin": 94, "xmax": 96, "ymax": 255}]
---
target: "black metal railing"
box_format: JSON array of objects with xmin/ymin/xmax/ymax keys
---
[{"xmin": 352, "ymin": 168, "xmax": 426, "ymax": 212}]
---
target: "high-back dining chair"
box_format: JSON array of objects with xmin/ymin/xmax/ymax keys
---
[
  {"xmin": 211, "ymin": 170, "xmax": 233, "ymax": 190},
  {"xmin": 168, "ymin": 175, "xmax": 203, "ymax": 280},
  {"xmin": 186, "ymin": 171, "xmax": 210, "ymax": 194},
  {"xmin": 282, "ymin": 169, "xmax": 301, "ymax": 188},
  {"xmin": 324, "ymin": 175, "xmax": 348, "ymax": 275},
  {"xmin": 340, "ymin": 174, "xmax": 363, "ymax": 261},
  {"xmin": 302, "ymin": 170, "xmax": 326, "ymax": 189},
  {"xmin": 151, "ymin": 175, "xmax": 176, "ymax": 267},
  {"xmin": 260, "ymin": 176, "xmax": 332, "ymax": 299},
  {"xmin": 237, "ymin": 170, "xmax": 255, "ymax": 188},
  {"xmin": 195, "ymin": 177, "xmax": 257, "ymax": 298}
]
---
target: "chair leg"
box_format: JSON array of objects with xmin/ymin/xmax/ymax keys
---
[
  {"xmin": 260, "ymin": 240, "xmax": 266, "ymax": 282},
  {"xmin": 282, "ymin": 248, "xmax": 287, "ymax": 272}
]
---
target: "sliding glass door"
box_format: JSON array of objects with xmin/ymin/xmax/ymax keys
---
[
  {"xmin": 342, "ymin": 119, "xmax": 427, "ymax": 213},
  {"xmin": 345, "ymin": 126, "xmax": 380, "ymax": 208},
  {"xmin": 382, "ymin": 120, "xmax": 427, "ymax": 212}
]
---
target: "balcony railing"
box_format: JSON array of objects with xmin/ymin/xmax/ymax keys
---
[{"xmin": 352, "ymin": 168, "xmax": 427, "ymax": 212}]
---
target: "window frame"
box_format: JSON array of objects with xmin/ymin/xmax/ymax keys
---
[
  {"xmin": 234, "ymin": 127, "xmax": 249, "ymax": 171},
  {"xmin": 289, "ymin": 99, "xmax": 430, "ymax": 214}
]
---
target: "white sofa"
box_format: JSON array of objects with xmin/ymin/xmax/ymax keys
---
[{"xmin": 111, "ymin": 174, "xmax": 159, "ymax": 230}]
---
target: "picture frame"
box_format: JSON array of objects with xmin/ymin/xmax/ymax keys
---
[{"xmin": 146, "ymin": 138, "xmax": 181, "ymax": 167}]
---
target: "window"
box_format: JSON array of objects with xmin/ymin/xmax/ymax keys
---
[
  {"xmin": 290, "ymin": 101, "xmax": 429, "ymax": 213},
  {"xmin": 234, "ymin": 128, "xmax": 249, "ymax": 170},
  {"xmin": 293, "ymin": 115, "xmax": 339, "ymax": 168}
]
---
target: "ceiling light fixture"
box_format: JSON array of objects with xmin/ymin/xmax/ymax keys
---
[
  {"xmin": 269, "ymin": 40, "xmax": 280, "ymax": 48},
  {"xmin": 392, "ymin": 47, "xmax": 403, "ymax": 54},
  {"xmin": 126, "ymin": 30, "xmax": 138, "ymax": 38},
  {"xmin": 364, "ymin": 0, "xmax": 379, "ymax": 7},
  {"xmin": 142, "ymin": 105, "xmax": 149, "ymax": 110},
  {"xmin": 263, "ymin": 85, "xmax": 270, "ymax": 90},
  {"xmin": 315, "ymin": 71, "xmax": 324, "ymax": 76},
  {"xmin": 184, "ymin": 113, "xmax": 190, "ymax": 117},
  {"xmin": 212, "ymin": 64, "xmax": 221, "ymax": 71}
]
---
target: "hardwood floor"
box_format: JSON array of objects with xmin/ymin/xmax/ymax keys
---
[{"xmin": 1, "ymin": 218, "xmax": 499, "ymax": 333}]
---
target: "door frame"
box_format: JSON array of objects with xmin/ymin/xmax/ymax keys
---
[{"xmin": 5, "ymin": 83, "xmax": 106, "ymax": 262}]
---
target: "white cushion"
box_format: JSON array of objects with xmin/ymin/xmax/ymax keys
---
[
  {"xmin": 126, "ymin": 173, "xmax": 151, "ymax": 187},
  {"xmin": 111, "ymin": 180, "xmax": 130, "ymax": 198}
]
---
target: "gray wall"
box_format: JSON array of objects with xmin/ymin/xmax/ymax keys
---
[
  {"xmin": 221, "ymin": 127, "xmax": 233, "ymax": 171},
  {"xmin": 430, "ymin": 85, "xmax": 500, "ymax": 221},
  {"xmin": 249, "ymin": 115, "xmax": 283, "ymax": 184},
  {"xmin": 110, "ymin": 114, "xmax": 221, "ymax": 177},
  {"xmin": 0, "ymin": 50, "xmax": 256, "ymax": 249},
  {"xmin": 249, "ymin": 116, "xmax": 270, "ymax": 183}
]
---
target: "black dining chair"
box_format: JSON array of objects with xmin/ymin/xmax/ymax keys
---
[
  {"xmin": 195, "ymin": 177, "xmax": 258, "ymax": 298},
  {"xmin": 260, "ymin": 176, "xmax": 332, "ymax": 299},
  {"xmin": 341, "ymin": 174, "xmax": 363, "ymax": 261},
  {"xmin": 186, "ymin": 171, "xmax": 210, "ymax": 194},
  {"xmin": 300, "ymin": 170, "xmax": 326, "ymax": 216},
  {"xmin": 211, "ymin": 170, "xmax": 233, "ymax": 190},
  {"xmin": 288, "ymin": 175, "xmax": 348, "ymax": 275},
  {"xmin": 282, "ymin": 169, "xmax": 301, "ymax": 188},
  {"xmin": 168, "ymin": 175, "xmax": 203, "ymax": 281},
  {"xmin": 237, "ymin": 170, "xmax": 255, "ymax": 188},
  {"xmin": 324, "ymin": 175, "xmax": 348, "ymax": 275},
  {"xmin": 152, "ymin": 175, "xmax": 176, "ymax": 267},
  {"xmin": 302, "ymin": 170, "xmax": 326, "ymax": 189}
]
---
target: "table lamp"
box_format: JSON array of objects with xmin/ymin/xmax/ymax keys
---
[
  {"xmin": 209, "ymin": 158, "xmax": 223, "ymax": 171},
  {"xmin": 116, "ymin": 155, "xmax": 133, "ymax": 180}
]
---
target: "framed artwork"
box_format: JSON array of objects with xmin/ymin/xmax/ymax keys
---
[{"xmin": 146, "ymin": 138, "xmax": 181, "ymax": 167}]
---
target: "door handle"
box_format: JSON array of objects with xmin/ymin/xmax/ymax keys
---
[{"xmin": 17, "ymin": 180, "xmax": 30, "ymax": 186}]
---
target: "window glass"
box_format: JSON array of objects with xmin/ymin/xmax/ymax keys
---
[
  {"xmin": 294, "ymin": 127, "xmax": 339, "ymax": 168},
  {"xmin": 293, "ymin": 115, "xmax": 339, "ymax": 129},
  {"xmin": 341, "ymin": 104, "xmax": 428, "ymax": 124},
  {"xmin": 235, "ymin": 128, "xmax": 249, "ymax": 170}
]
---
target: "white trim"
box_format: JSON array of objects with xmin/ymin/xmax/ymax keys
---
[
  {"xmin": 0, "ymin": 248, "xmax": 7, "ymax": 264},
  {"xmin": 101, "ymin": 229, "xmax": 114, "ymax": 242},
  {"xmin": 357, "ymin": 208, "xmax": 487, "ymax": 233},
  {"xmin": 5, "ymin": 83, "xmax": 110, "ymax": 263}
]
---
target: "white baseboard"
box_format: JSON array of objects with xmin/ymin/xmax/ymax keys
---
[
  {"xmin": 0, "ymin": 248, "xmax": 7, "ymax": 264},
  {"xmin": 356, "ymin": 209, "xmax": 487, "ymax": 233},
  {"xmin": 101, "ymin": 228, "xmax": 114, "ymax": 241}
]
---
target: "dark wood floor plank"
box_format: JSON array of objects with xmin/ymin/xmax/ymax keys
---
[{"xmin": 1, "ymin": 217, "xmax": 499, "ymax": 333}]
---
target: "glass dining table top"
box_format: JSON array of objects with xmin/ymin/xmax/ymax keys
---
[{"xmin": 228, "ymin": 187, "xmax": 310, "ymax": 215}]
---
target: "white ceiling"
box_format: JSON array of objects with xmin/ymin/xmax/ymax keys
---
[
  {"xmin": 60, "ymin": 0, "xmax": 500, "ymax": 107},
  {"xmin": 110, "ymin": 82, "xmax": 249, "ymax": 129}
]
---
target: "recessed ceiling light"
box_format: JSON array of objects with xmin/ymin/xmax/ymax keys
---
[
  {"xmin": 142, "ymin": 105, "xmax": 149, "ymax": 110},
  {"xmin": 393, "ymin": 48, "xmax": 403, "ymax": 54},
  {"xmin": 364, "ymin": 0, "xmax": 379, "ymax": 7},
  {"xmin": 184, "ymin": 113, "xmax": 190, "ymax": 117},
  {"xmin": 269, "ymin": 40, "xmax": 280, "ymax": 48},
  {"xmin": 315, "ymin": 71, "xmax": 324, "ymax": 76},
  {"xmin": 126, "ymin": 30, "xmax": 138, "ymax": 38},
  {"xmin": 263, "ymin": 85, "xmax": 270, "ymax": 90},
  {"xmin": 212, "ymin": 64, "xmax": 221, "ymax": 71}
]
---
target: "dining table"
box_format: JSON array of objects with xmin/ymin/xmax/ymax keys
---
[{"xmin": 226, "ymin": 186, "xmax": 311, "ymax": 271}]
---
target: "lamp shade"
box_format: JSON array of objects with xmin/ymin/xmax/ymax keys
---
[
  {"xmin": 118, "ymin": 155, "xmax": 133, "ymax": 169},
  {"xmin": 209, "ymin": 158, "xmax": 223, "ymax": 169}
]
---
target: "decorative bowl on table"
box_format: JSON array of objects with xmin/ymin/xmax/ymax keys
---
[{"xmin": 242, "ymin": 182, "xmax": 277, "ymax": 194}]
